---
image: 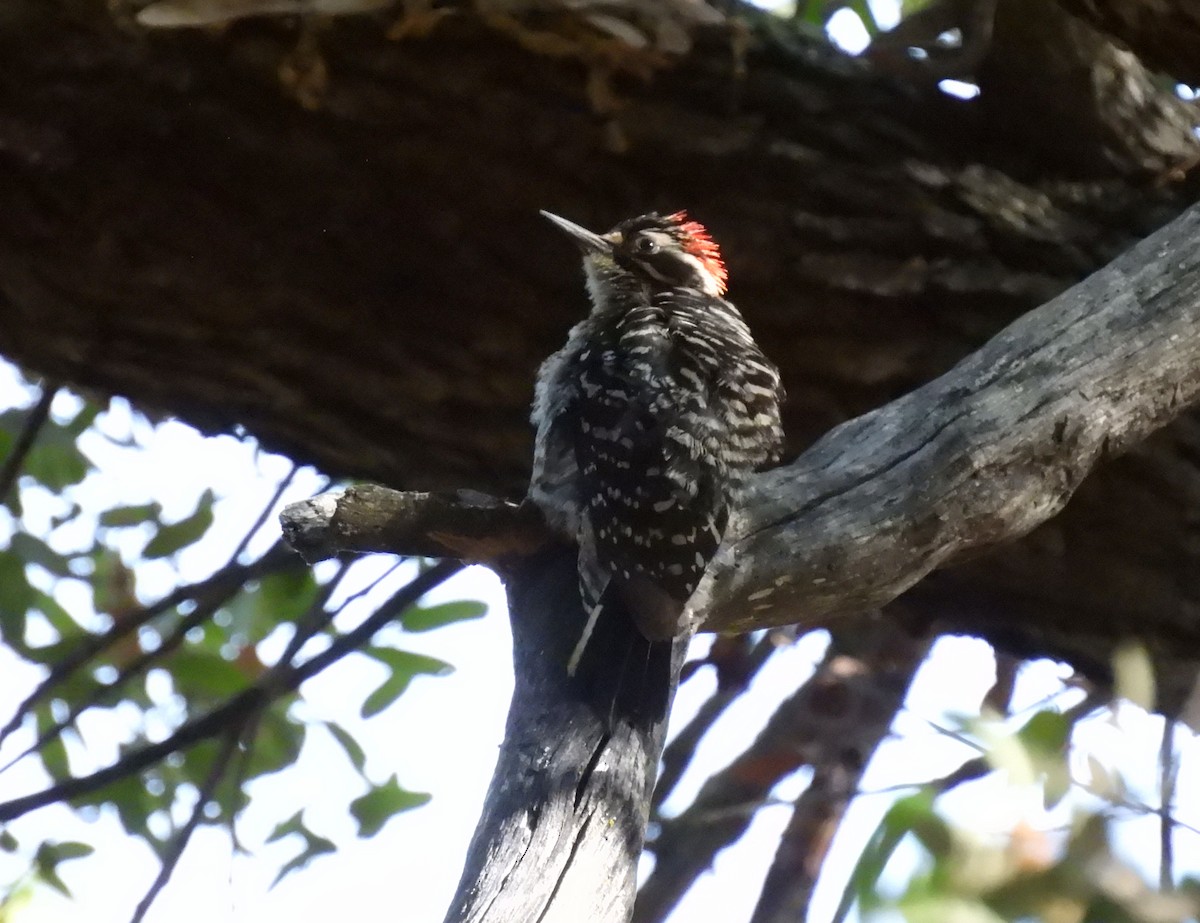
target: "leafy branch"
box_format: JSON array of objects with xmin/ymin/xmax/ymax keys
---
[{"xmin": 0, "ymin": 558, "xmax": 462, "ymax": 824}]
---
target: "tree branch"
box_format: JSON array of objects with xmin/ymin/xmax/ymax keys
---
[
  {"xmin": 282, "ymin": 201, "xmax": 1200, "ymax": 676},
  {"xmin": 0, "ymin": 542, "xmax": 302, "ymax": 751},
  {"xmin": 698, "ymin": 199, "xmax": 1200, "ymax": 640},
  {"xmin": 443, "ymin": 547, "xmax": 686, "ymax": 923},
  {"xmin": 280, "ymin": 485, "xmax": 548, "ymax": 567},
  {"xmin": 634, "ymin": 618, "xmax": 928, "ymax": 923},
  {"xmin": 1057, "ymin": 0, "xmax": 1200, "ymax": 85},
  {"xmin": 0, "ymin": 560, "xmax": 460, "ymax": 823},
  {"xmin": 0, "ymin": 381, "xmax": 57, "ymax": 504}
]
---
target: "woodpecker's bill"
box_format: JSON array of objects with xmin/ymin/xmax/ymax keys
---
[{"xmin": 530, "ymin": 210, "xmax": 784, "ymax": 717}]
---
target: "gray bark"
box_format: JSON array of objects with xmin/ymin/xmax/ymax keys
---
[
  {"xmin": 444, "ymin": 547, "xmax": 687, "ymax": 923},
  {"xmin": 283, "ymin": 199, "xmax": 1200, "ymax": 921}
]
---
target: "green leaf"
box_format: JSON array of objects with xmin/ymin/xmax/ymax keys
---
[
  {"xmin": 49, "ymin": 842, "xmax": 94, "ymax": 861},
  {"xmin": 70, "ymin": 775, "xmax": 152, "ymax": 838},
  {"xmin": 361, "ymin": 674, "xmax": 410, "ymax": 719},
  {"xmin": 142, "ymin": 490, "xmax": 215, "ymax": 559},
  {"xmin": 271, "ymin": 837, "xmax": 335, "ymax": 889},
  {"xmin": 1112, "ymin": 641, "xmax": 1156, "ymax": 711},
  {"xmin": 323, "ymin": 721, "xmax": 368, "ymax": 775},
  {"xmin": 896, "ymin": 896, "xmax": 1006, "ymax": 923},
  {"xmin": 360, "ymin": 648, "xmax": 453, "ymax": 719},
  {"xmin": 9, "ymin": 532, "xmax": 74, "ymax": 578},
  {"xmin": 1012, "ymin": 710, "xmax": 1073, "ymax": 808},
  {"xmin": 98, "ymin": 502, "xmax": 163, "ymax": 528},
  {"xmin": 848, "ymin": 0, "xmax": 878, "ymax": 35},
  {"xmin": 224, "ymin": 570, "xmax": 319, "ymax": 644},
  {"xmin": 24, "ymin": 442, "xmax": 90, "ymax": 491},
  {"xmin": 400, "ymin": 600, "xmax": 487, "ymax": 633},
  {"xmin": 0, "ymin": 829, "xmax": 17, "ymax": 852},
  {"xmin": 32, "ymin": 841, "xmax": 94, "ymax": 897},
  {"xmin": 257, "ymin": 570, "xmax": 321, "ymax": 624},
  {"xmin": 269, "ymin": 818, "xmax": 336, "ymax": 888},
  {"xmin": 169, "ymin": 649, "xmax": 250, "ymax": 699},
  {"xmin": 349, "ymin": 775, "xmax": 431, "ymax": 838},
  {"xmin": 266, "ymin": 810, "xmax": 307, "ymax": 844},
  {"xmin": 33, "ymin": 591, "xmax": 83, "ymax": 640},
  {"xmin": 34, "ymin": 708, "xmax": 70, "ymax": 781},
  {"xmin": 797, "ymin": 0, "xmax": 827, "ymax": 26},
  {"xmin": 245, "ymin": 708, "xmax": 305, "ymax": 780},
  {"xmin": 1017, "ymin": 710, "xmax": 1071, "ymax": 757},
  {"xmin": 836, "ymin": 789, "xmax": 943, "ymax": 919},
  {"xmin": 61, "ymin": 401, "xmax": 102, "ymax": 439},
  {"xmin": 0, "ymin": 551, "xmax": 34, "ymax": 646}
]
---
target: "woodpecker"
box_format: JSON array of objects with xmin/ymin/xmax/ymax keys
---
[{"xmin": 530, "ymin": 210, "xmax": 784, "ymax": 719}]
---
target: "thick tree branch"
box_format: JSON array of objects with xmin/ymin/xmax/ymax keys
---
[
  {"xmin": 699, "ymin": 199, "xmax": 1200, "ymax": 637},
  {"xmin": 444, "ymin": 547, "xmax": 686, "ymax": 923},
  {"xmin": 282, "ymin": 201, "xmax": 1200, "ymax": 670},
  {"xmin": 1, "ymin": 2, "xmax": 1193, "ymax": 495},
  {"xmin": 1058, "ymin": 0, "xmax": 1200, "ymax": 85},
  {"xmin": 5, "ymin": 1, "xmax": 1199, "ymax": 687},
  {"xmin": 280, "ymin": 485, "xmax": 548, "ymax": 566}
]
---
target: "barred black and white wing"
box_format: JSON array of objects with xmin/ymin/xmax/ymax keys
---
[{"xmin": 530, "ymin": 209, "xmax": 785, "ymax": 725}]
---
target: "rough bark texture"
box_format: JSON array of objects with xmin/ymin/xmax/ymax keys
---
[
  {"xmin": 1059, "ymin": 0, "xmax": 1200, "ymax": 84},
  {"xmin": 0, "ymin": 2, "xmax": 1194, "ymax": 493},
  {"xmin": 1, "ymin": 1, "xmax": 1198, "ymax": 676},
  {"xmin": 280, "ymin": 484, "xmax": 545, "ymax": 563},
  {"xmin": 445, "ymin": 546, "xmax": 687, "ymax": 923},
  {"xmin": 703, "ymin": 201, "xmax": 1200, "ymax": 643},
  {"xmin": 285, "ymin": 199, "xmax": 1200, "ymax": 712}
]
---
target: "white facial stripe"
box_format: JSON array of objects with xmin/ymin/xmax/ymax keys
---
[{"xmin": 674, "ymin": 252, "xmax": 722, "ymax": 296}]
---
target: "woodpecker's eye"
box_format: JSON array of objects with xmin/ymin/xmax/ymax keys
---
[{"xmin": 633, "ymin": 236, "xmax": 658, "ymax": 255}]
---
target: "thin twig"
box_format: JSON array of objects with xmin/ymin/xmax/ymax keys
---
[
  {"xmin": 129, "ymin": 724, "xmax": 244, "ymax": 923},
  {"xmin": 0, "ymin": 590, "xmax": 233, "ymax": 775},
  {"xmin": 274, "ymin": 557, "xmax": 357, "ymax": 668},
  {"xmin": 1, "ymin": 546, "xmax": 347, "ymax": 775},
  {"xmin": 274, "ymin": 559, "xmax": 462, "ymax": 688},
  {"xmin": 0, "ymin": 559, "xmax": 462, "ymax": 823},
  {"xmin": 13, "ymin": 549, "xmax": 384, "ymax": 786},
  {"xmin": 0, "ymin": 543, "xmax": 299, "ymax": 749},
  {"xmin": 0, "ymin": 382, "xmax": 58, "ymax": 505},
  {"xmin": 228, "ymin": 464, "xmax": 304, "ymax": 564},
  {"xmin": 1160, "ymin": 717, "xmax": 1177, "ymax": 891}
]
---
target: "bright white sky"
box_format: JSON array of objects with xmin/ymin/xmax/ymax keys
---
[{"xmin": 3, "ymin": 4, "xmax": 1200, "ymax": 920}]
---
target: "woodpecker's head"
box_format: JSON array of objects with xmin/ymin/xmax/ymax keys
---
[{"xmin": 541, "ymin": 210, "xmax": 728, "ymax": 300}]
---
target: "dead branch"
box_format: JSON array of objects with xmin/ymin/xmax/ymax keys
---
[{"xmin": 280, "ymin": 485, "xmax": 549, "ymax": 566}]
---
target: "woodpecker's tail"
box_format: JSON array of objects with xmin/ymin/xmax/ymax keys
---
[{"xmin": 567, "ymin": 581, "xmax": 675, "ymax": 727}]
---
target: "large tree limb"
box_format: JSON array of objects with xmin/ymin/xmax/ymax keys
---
[
  {"xmin": 0, "ymin": 1, "xmax": 1193, "ymax": 495},
  {"xmin": 443, "ymin": 547, "xmax": 687, "ymax": 923},
  {"xmin": 1058, "ymin": 0, "xmax": 1200, "ymax": 84},
  {"xmin": 282, "ymin": 199, "xmax": 1200, "ymax": 675},
  {"xmin": 700, "ymin": 199, "xmax": 1200, "ymax": 643},
  {"xmin": 278, "ymin": 198, "xmax": 1200, "ymax": 921},
  {"xmin": 5, "ymin": 2, "xmax": 1200, "ymax": 678}
]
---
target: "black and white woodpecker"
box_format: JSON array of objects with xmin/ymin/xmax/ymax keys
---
[{"xmin": 529, "ymin": 210, "xmax": 784, "ymax": 718}]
